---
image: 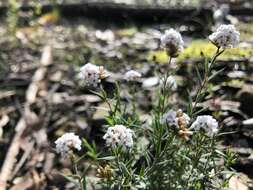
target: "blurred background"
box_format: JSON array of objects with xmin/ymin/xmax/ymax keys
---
[{"xmin": 0, "ymin": 0, "xmax": 252, "ymax": 189}]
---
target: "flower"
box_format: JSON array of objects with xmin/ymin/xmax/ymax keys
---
[
  {"xmin": 79, "ymin": 63, "xmax": 106, "ymax": 86},
  {"xmin": 160, "ymin": 76, "xmax": 177, "ymax": 91},
  {"xmin": 209, "ymin": 24, "xmax": 240, "ymax": 49},
  {"xmin": 161, "ymin": 109, "xmax": 190, "ymax": 128},
  {"xmin": 160, "ymin": 28, "xmax": 184, "ymax": 57},
  {"xmin": 103, "ymin": 125, "xmax": 134, "ymax": 149},
  {"xmin": 190, "ymin": 115, "xmax": 218, "ymax": 136},
  {"xmin": 97, "ymin": 165, "xmax": 113, "ymax": 180},
  {"xmin": 124, "ymin": 70, "xmax": 142, "ymax": 81},
  {"xmin": 55, "ymin": 133, "xmax": 82, "ymax": 157}
]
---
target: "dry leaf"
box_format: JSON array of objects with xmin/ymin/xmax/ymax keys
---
[{"xmin": 38, "ymin": 10, "xmax": 59, "ymax": 26}]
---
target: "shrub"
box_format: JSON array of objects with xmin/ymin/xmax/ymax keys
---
[{"xmin": 55, "ymin": 24, "xmax": 239, "ymax": 190}]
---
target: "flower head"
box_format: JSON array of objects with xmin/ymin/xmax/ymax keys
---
[
  {"xmin": 97, "ymin": 165, "xmax": 113, "ymax": 180},
  {"xmin": 190, "ymin": 115, "xmax": 218, "ymax": 137},
  {"xmin": 55, "ymin": 133, "xmax": 82, "ymax": 157},
  {"xmin": 79, "ymin": 63, "xmax": 106, "ymax": 86},
  {"xmin": 161, "ymin": 109, "xmax": 190, "ymax": 128},
  {"xmin": 160, "ymin": 28, "xmax": 184, "ymax": 57},
  {"xmin": 209, "ymin": 24, "xmax": 240, "ymax": 49},
  {"xmin": 160, "ymin": 76, "xmax": 177, "ymax": 91},
  {"xmin": 124, "ymin": 70, "xmax": 142, "ymax": 81},
  {"xmin": 103, "ymin": 125, "xmax": 134, "ymax": 149}
]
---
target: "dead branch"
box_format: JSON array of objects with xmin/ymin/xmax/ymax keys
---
[
  {"xmin": 0, "ymin": 45, "xmax": 52, "ymax": 190},
  {"xmin": 0, "ymin": 118, "xmax": 26, "ymax": 190}
]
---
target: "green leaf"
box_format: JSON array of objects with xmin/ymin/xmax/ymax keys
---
[
  {"xmin": 82, "ymin": 138, "xmax": 93, "ymax": 152},
  {"xmin": 187, "ymin": 89, "xmax": 193, "ymax": 116},
  {"xmin": 82, "ymin": 176, "xmax": 87, "ymax": 190},
  {"xmin": 194, "ymin": 65, "xmax": 203, "ymax": 85},
  {"xmin": 208, "ymin": 68, "xmax": 225, "ymax": 82},
  {"xmin": 192, "ymin": 107, "xmax": 208, "ymax": 116},
  {"xmin": 204, "ymin": 58, "xmax": 209, "ymax": 74},
  {"xmin": 89, "ymin": 89, "xmax": 105, "ymax": 100},
  {"xmin": 119, "ymin": 162, "xmax": 131, "ymax": 176},
  {"xmin": 97, "ymin": 156, "xmax": 116, "ymax": 161}
]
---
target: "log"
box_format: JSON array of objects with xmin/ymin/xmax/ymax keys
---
[
  {"xmin": 0, "ymin": 2, "xmax": 213, "ymax": 23},
  {"xmin": 0, "ymin": 2, "xmax": 251, "ymax": 21},
  {"xmin": 0, "ymin": 118, "xmax": 26, "ymax": 190}
]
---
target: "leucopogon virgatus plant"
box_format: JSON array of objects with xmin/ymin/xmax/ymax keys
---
[{"xmin": 54, "ymin": 24, "xmax": 239, "ymax": 190}]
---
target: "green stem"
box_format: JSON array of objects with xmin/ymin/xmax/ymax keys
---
[
  {"xmin": 70, "ymin": 155, "xmax": 85, "ymax": 190},
  {"xmin": 160, "ymin": 56, "xmax": 173, "ymax": 114},
  {"xmin": 192, "ymin": 48, "xmax": 224, "ymax": 115},
  {"xmin": 203, "ymin": 136, "xmax": 215, "ymax": 173},
  {"xmin": 146, "ymin": 134, "xmax": 174, "ymax": 176}
]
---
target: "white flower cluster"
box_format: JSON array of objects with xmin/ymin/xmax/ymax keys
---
[
  {"xmin": 55, "ymin": 133, "xmax": 82, "ymax": 157},
  {"xmin": 209, "ymin": 24, "xmax": 240, "ymax": 49},
  {"xmin": 160, "ymin": 28, "xmax": 184, "ymax": 57},
  {"xmin": 103, "ymin": 125, "xmax": 134, "ymax": 149},
  {"xmin": 161, "ymin": 109, "xmax": 190, "ymax": 128},
  {"xmin": 160, "ymin": 76, "xmax": 177, "ymax": 91},
  {"xmin": 124, "ymin": 70, "xmax": 142, "ymax": 81},
  {"xmin": 79, "ymin": 63, "xmax": 106, "ymax": 86},
  {"xmin": 190, "ymin": 115, "xmax": 218, "ymax": 137}
]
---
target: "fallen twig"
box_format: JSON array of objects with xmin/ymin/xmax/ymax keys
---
[{"xmin": 0, "ymin": 45, "xmax": 52, "ymax": 190}]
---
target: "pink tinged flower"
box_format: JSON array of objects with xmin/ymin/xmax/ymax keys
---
[
  {"xmin": 190, "ymin": 115, "xmax": 219, "ymax": 137},
  {"xmin": 161, "ymin": 109, "xmax": 190, "ymax": 128},
  {"xmin": 55, "ymin": 133, "xmax": 82, "ymax": 158},
  {"xmin": 79, "ymin": 63, "xmax": 107, "ymax": 86},
  {"xmin": 160, "ymin": 28, "xmax": 184, "ymax": 57},
  {"xmin": 209, "ymin": 24, "xmax": 240, "ymax": 49},
  {"xmin": 103, "ymin": 125, "xmax": 134, "ymax": 149}
]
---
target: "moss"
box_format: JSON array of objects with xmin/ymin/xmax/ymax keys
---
[
  {"xmin": 221, "ymin": 79, "xmax": 244, "ymax": 88},
  {"xmin": 116, "ymin": 27, "xmax": 137, "ymax": 37},
  {"xmin": 147, "ymin": 50, "xmax": 169, "ymax": 64},
  {"xmin": 178, "ymin": 40, "xmax": 253, "ymax": 63},
  {"xmin": 147, "ymin": 40, "xmax": 252, "ymax": 64},
  {"xmin": 237, "ymin": 22, "xmax": 253, "ymax": 41}
]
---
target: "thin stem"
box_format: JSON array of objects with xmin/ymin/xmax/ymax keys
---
[
  {"xmin": 100, "ymin": 85, "xmax": 113, "ymax": 112},
  {"xmin": 99, "ymin": 85, "xmax": 118, "ymax": 125},
  {"xmin": 191, "ymin": 48, "xmax": 224, "ymax": 115},
  {"xmin": 168, "ymin": 56, "xmax": 173, "ymax": 67},
  {"xmin": 184, "ymin": 134, "xmax": 205, "ymax": 188},
  {"xmin": 203, "ymin": 136, "xmax": 215, "ymax": 172},
  {"xmin": 130, "ymin": 83, "xmax": 137, "ymax": 115},
  {"xmin": 160, "ymin": 56, "xmax": 173, "ymax": 113},
  {"xmin": 70, "ymin": 155, "xmax": 85, "ymax": 190},
  {"xmin": 145, "ymin": 134, "xmax": 174, "ymax": 175}
]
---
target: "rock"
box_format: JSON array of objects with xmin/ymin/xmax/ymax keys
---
[
  {"xmin": 83, "ymin": 95, "xmax": 102, "ymax": 103},
  {"xmin": 242, "ymin": 118, "xmax": 253, "ymax": 126},
  {"xmin": 236, "ymin": 84, "xmax": 253, "ymax": 116},
  {"xmin": 95, "ymin": 30, "xmax": 115, "ymax": 43},
  {"xmin": 48, "ymin": 93, "xmax": 101, "ymax": 104},
  {"xmin": 229, "ymin": 174, "xmax": 249, "ymax": 190},
  {"xmin": 241, "ymin": 118, "xmax": 253, "ymax": 137},
  {"xmin": 231, "ymin": 147, "xmax": 252, "ymax": 156},
  {"xmin": 197, "ymin": 98, "xmax": 241, "ymax": 113},
  {"xmin": 49, "ymin": 71, "xmax": 63, "ymax": 82},
  {"xmin": 233, "ymin": 158, "xmax": 253, "ymax": 182},
  {"xmin": 227, "ymin": 71, "xmax": 246, "ymax": 78},
  {"xmin": 92, "ymin": 102, "xmax": 110, "ymax": 120},
  {"xmin": 76, "ymin": 117, "xmax": 88, "ymax": 130},
  {"xmin": 142, "ymin": 77, "xmax": 159, "ymax": 88}
]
